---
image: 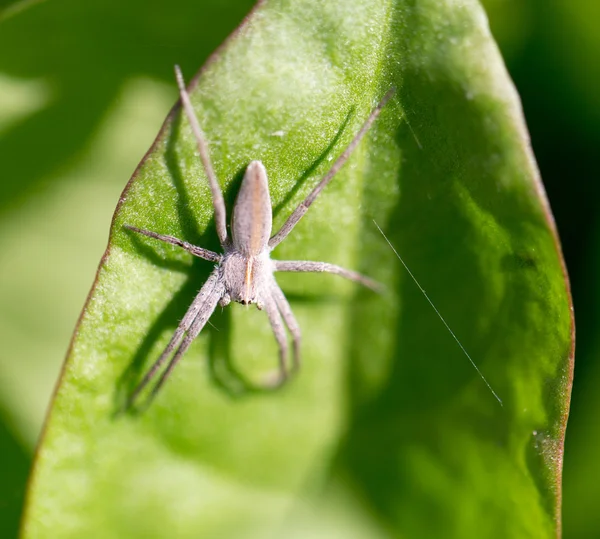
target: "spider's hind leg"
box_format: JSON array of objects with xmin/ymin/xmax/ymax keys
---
[
  {"xmin": 270, "ymin": 282, "xmax": 301, "ymax": 374},
  {"xmin": 260, "ymin": 292, "xmax": 291, "ymax": 389}
]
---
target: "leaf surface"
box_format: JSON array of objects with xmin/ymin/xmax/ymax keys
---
[{"xmin": 22, "ymin": 1, "xmax": 573, "ymax": 538}]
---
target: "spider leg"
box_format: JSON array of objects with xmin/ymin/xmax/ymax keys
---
[
  {"xmin": 270, "ymin": 281, "xmax": 301, "ymax": 374},
  {"xmin": 125, "ymin": 225, "xmax": 221, "ymax": 262},
  {"xmin": 262, "ymin": 292, "xmax": 290, "ymax": 388},
  {"xmin": 175, "ymin": 65, "xmax": 228, "ymax": 247},
  {"xmin": 128, "ymin": 269, "xmax": 222, "ymax": 407},
  {"xmin": 273, "ymin": 260, "xmax": 383, "ymax": 293},
  {"xmin": 145, "ymin": 279, "xmax": 223, "ymax": 404},
  {"xmin": 268, "ymin": 88, "xmax": 395, "ymax": 249}
]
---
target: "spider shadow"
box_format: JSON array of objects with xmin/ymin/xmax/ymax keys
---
[
  {"xmin": 206, "ymin": 292, "xmax": 349, "ymax": 399},
  {"xmin": 117, "ymin": 105, "xmax": 359, "ymax": 413},
  {"xmin": 272, "ymin": 106, "xmax": 355, "ymax": 218}
]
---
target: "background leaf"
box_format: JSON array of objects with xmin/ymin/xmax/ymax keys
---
[{"xmin": 1, "ymin": 0, "xmax": 574, "ymax": 538}]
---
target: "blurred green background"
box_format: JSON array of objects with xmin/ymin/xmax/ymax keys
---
[{"xmin": 0, "ymin": 0, "xmax": 596, "ymax": 537}]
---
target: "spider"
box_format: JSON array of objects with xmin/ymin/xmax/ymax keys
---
[{"xmin": 126, "ymin": 66, "xmax": 393, "ymax": 405}]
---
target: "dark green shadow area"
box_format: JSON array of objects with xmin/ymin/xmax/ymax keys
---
[
  {"xmin": 0, "ymin": 412, "xmax": 30, "ymax": 539},
  {"xmin": 0, "ymin": 0, "xmax": 256, "ymax": 212}
]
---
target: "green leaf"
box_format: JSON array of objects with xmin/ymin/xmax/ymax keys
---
[
  {"xmin": 0, "ymin": 0, "xmax": 40, "ymax": 22},
  {"xmin": 22, "ymin": 0, "xmax": 573, "ymax": 538}
]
